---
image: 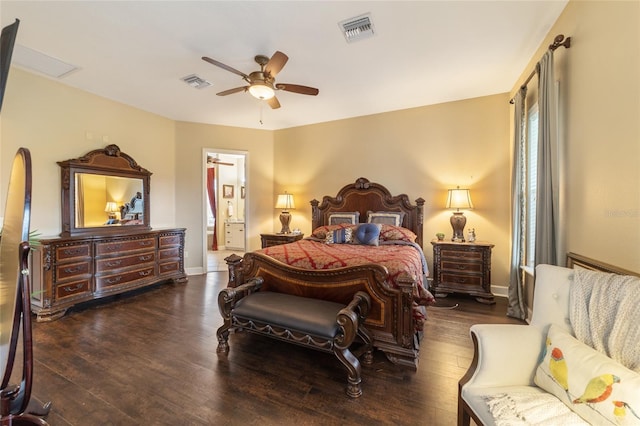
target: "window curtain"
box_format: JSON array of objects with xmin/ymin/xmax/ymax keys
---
[
  {"xmin": 206, "ymin": 167, "xmax": 218, "ymax": 251},
  {"xmin": 535, "ymin": 51, "xmax": 560, "ymax": 266},
  {"xmin": 507, "ymin": 87, "xmax": 527, "ymax": 320}
]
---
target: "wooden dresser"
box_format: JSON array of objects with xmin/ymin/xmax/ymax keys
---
[
  {"xmin": 31, "ymin": 228, "xmax": 187, "ymax": 321},
  {"xmin": 431, "ymin": 240, "xmax": 494, "ymax": 304}
]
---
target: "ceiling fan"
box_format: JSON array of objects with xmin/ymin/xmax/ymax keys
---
[{"xmin": 201, "ymin": 51, "xmax": 319, "ymax": 109}]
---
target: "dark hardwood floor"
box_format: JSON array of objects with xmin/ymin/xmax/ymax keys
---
[{"xmin": 26, "ymin": 273, "xmax": 523, "ymax": 425}]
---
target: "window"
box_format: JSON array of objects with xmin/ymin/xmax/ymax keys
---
[{"xmin": 525, "ymin": 103, "xmax": 539, "ymax": 268}]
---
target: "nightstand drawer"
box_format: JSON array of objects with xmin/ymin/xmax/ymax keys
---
[
  {"xmin": 441, "ymin": 260, "xmax": 483, "ymax": 274},
  {"xmin": 441, "ymin": 273, "xmax": 483, "ymax": 286},
  {"xmin": 440, "ymin": 249, "xmax": 483, "ymax": 261}
]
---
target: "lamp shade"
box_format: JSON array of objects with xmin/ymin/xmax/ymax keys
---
[
  {"xmin": 248, "ymin": 83, "xmax": 275, "ymax": 100},
  {"xmin": 446, "ymin": 187, "xmax": 473, "ymax": 211},
  {"xmin": 275, "ymin": 193, "xmax": 295, "ymax": 210},
  {"xmin": 104, "ymin": 201, "xmax": 118, "ymax": 213}
]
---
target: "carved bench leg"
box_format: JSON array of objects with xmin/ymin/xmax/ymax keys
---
[
  {"xmin": 334, "ymin": 347, "xmax": 362, "ymax": 398},
  {"xmin": 216, "ymin": 322, "xmax": 230, "ymax": 354}
]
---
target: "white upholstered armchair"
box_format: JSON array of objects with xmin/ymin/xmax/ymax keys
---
[
  {"xmin": 458, "ymin": 264, "xmax": 574, "ymax": 425},
  {"xmin": 458, "ymin": 260, "xmax": 640, "ymax": 425}
]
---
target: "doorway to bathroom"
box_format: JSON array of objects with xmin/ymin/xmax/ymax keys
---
[{"xmin": 203, "ymin": 149, "xmax": 247, "ymax": 272}]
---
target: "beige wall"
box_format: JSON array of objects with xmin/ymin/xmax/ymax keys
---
[
  {"xmin": 173, "ymin": 121, "xmax": 274, "ymax": 271},
  {"xmin": 1, "ymin": 68, "xmax": 176, "ymax": 237},
  {"xmin": 274, "ymin": 94, "xmax": 513, "ymax": 291},
  {"xmin": 510, "ymin": 0, "xmax": 639, "ymax": 274}
]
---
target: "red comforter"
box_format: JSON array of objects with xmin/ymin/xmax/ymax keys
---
[{"xmin": 260, "ymin": 239, "xmax": 435, "ymax": 330}]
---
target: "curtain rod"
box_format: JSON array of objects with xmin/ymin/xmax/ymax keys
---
[{"xmin": 509, "ymin": 34, "xmax": 571, "ymax": 104}]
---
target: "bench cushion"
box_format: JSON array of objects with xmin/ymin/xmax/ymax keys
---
[{"xmin": 233, "ymin": 292, "xmax": 346, "ymax": 339}]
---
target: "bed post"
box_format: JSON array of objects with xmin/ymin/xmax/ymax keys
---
[
  {"xmin": 415, "ymin": 197, "xmax": 425, "ymax": 248},
  {"xmin": 224, "ymin": 253, "xmax": 244, "ymax": 288}
]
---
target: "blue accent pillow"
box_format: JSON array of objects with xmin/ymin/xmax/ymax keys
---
[{"xmin": 353, "ymin": 223, "xmax": 381, "ymax": 246}]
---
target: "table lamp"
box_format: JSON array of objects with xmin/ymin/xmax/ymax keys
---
[
  {"xmin": 104, "ymin": 201, "xmax": 119, "ymax": 220},
  {"xmin": 275, "ymin": 192, "xmax": 295, "ymax": 234},
  {"xmin": 446, "ymin": 186, "xmax": 473, "ymax": 242}
]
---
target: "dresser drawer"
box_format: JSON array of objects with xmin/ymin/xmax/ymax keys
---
[
  {"xmin": 158, "ymin": 247, "xmax": 179, "ymax": 261},
  {"xmin": 440, "ymin": 249, "xmax": 483, "ymax": 261},
  {"xmin": 55, "ymin": 243, "xmax": 91, "ymax": 261},
  {"xmin": 55, "ymin": 261, "xmax": 91, "ymax": 281},
  {"xmin": 159, "ymin": 234, "xmax": 181, "ymax": 247},
  {"xmin": 95, "ymin": 266, "xmax": 156, "ymax": 291},
  {"xmin": 440, "ymin": 260, "xmax": 483, "ymax": 274},
  {"xmin": 159, "ymin": 261, "xmax": 180, "ymax": 276},
  {"xmin": 95, "ymin": 238, "xmax": 156, "ymax": 255},
  {"xmin": 54, "ymin": 279, "xmax": 92, "ymax": 301},
  {"xmin": 96, "ymin": 251, "xmax": 156, "ymax": 272}
]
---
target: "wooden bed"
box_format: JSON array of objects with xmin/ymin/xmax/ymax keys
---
[{"xmin": 225, "ymin": 177, "xmax": 430, "ymax": 370}]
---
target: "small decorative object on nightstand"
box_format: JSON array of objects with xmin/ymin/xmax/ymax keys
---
[
  {"xmin": 431, "ymin": 240, "xmax": 494, "ymax": 304},
  {"xmin": 261, "ymin": 232, "xmax": 304, "ymax": 248}
]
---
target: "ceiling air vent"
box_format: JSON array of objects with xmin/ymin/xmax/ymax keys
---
[
  {"xmin": 182, "ymin": 74, "xmax": 211, "ymax": 89},
  {"xmin": 339, "ymin": 13, "xmax": 375, "ymax": 43}
]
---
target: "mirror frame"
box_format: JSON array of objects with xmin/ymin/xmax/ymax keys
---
[{"xmin": 58, "ymin": 144, "xmax": 151, "ymax": 237}]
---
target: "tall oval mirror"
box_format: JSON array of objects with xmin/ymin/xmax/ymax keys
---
[
  {"xmin": 59, "ymin": 145, "xmax": 151, "ymax": 237},
  {"xmin": 0, "ymin": 148, "xmax": 31, "ymax": 396}
]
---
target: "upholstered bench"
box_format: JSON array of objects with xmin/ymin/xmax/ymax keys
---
[{"xmin": 216, "ymin": 277, "xmax": 373, "ymax": 398}]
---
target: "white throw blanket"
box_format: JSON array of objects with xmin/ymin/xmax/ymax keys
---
[
  {"xmin": 569, "ymin": 267, "xmax": 640, "ymax": 373},
  {"xmin": 484, "ymin": 393, "xmax": 588, "ymax": 425}
]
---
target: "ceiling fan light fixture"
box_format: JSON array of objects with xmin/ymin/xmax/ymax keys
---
[{"xmin": 248, "ymin": 83, "xmax": 275, "ymax": 100}]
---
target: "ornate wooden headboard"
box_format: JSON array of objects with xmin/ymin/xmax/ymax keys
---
[{"xmin": 310, "ymin": 177, "xmax": 425, "ymax": 247}]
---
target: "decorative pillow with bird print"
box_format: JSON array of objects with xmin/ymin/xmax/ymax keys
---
[{"xmin": 534, "ymin": 324, "xmax": 640, "ymax": 425}]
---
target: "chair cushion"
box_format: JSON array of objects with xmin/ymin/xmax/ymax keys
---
[
  {"xmin": 232, "ymin": 292, "xmax": 345, "ymax": 338},
  {"xmin": 534, "ymin": 324, "xmax": 640, "ymax": 425}
]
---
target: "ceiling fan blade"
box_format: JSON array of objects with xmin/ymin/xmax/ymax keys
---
[
  {"xmin": 264, "ymin": 51, "xmax": 288, "ymax": 77},
  {"xmin": 267, "ymin": 96, "xmax": 281, "ymax": 109},
  {"xmin": 202, "ymin": 56, "xmax": 249, "ymax": 79},
  {"xmin": 216, "ymin": 86, "xmax": 248, "ymax": 96},
  {"xmin": 275, "ymin": 83, "xmax": 319, "ymax": 96}
]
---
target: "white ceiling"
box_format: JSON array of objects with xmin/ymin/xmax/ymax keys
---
[{"xmin": 1, "ymin": 1, "xmax": 568, "ymax": 130}]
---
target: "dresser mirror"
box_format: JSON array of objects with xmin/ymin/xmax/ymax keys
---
[{"xmin": 59, "ymin": 144, "xmax": 151, "ymax": 237}]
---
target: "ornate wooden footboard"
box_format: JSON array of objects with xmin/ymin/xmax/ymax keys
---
[{"xmin": 226, "ymin": 251, "xmax": 421, "ymax": 370}]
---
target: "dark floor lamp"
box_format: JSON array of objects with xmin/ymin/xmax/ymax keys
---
[
  {"xmin": 275, "ymin": 192, "xmax": 295, "ymax": 234},
  {"xmin": 446, "ymin": 186, "xmax": 473, "ymax": 242}
]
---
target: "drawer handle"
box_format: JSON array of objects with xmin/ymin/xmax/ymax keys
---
[
  {"xmin": 456, "ymin": 264, "xmax": 467, "ymax": 270},
  {"xmin": 105, "ymin": 260, "xmax": 122, "ymax": 267},
  {"xmin": 63, "ymin": 283, "xmax": 84, "ymax": 292},
  {"xmin": 138, "ymin": 241, "xmax": 153, "ymax": 247},
  {"xmin": 139, "ymin": 255, "xmax": 153, "ymax": 261},
  {"xmin": 105, "ymin": 276, "xmax": 123, "ymax": 285},
  {"xmin": 454, "ymin": 277, "xmax": 468, "ymax": 283},
  {"xmin": 106, "ymin": 244, "xmax": 123, "ymax": 251},
  {"xmin": 63, "ymin": 266, "xmax": 84, "ymax": 274},
  {"xmin": 62, "ymin": 248, "xmax": 84, "ymax": 256},
  {"xmin": 138, "ymin": 270, "xmax": 152, "ymax": 277}
]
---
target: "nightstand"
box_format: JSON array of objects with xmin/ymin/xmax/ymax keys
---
[
  {"xmin": 260, "ymin": 232, "xmax": 304, "ymax": 248},
  {"xmin": 431, "ymin": 240, "xmax": 495, "ymax": 304}
]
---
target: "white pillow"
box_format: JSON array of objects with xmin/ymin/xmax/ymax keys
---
[{"xmin": 534, "ymin": 324, "xmax": 640, "ymax": 425}]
